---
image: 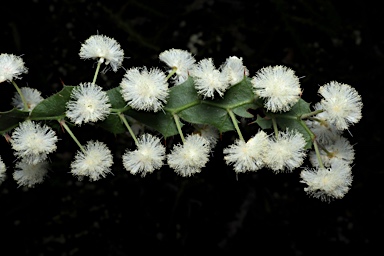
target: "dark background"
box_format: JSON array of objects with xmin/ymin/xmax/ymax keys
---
[{"xmin": 1, "ymin": 0, "xmax": 382, "ymax": 255}]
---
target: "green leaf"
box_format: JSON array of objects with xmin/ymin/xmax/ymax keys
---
[
  {"xmin": 30, "ymin": 86, "xmax": 75, "ymax": 120},
  {"xmin": 274, "ymin": 98, "xmax": 313, "ymax": 149},
  {"xmin": 106, "ymin": 86, "xmax": 126, "ymax": 109},
  {"xmin": 255, "ymin": 114, "xmax": 272, "ymax": 130},
  {"xmin": 164, "ymin": 76, "xmax": 200, "ymax": 113},
  {"xmin": 126, "ymin": 109, "xmax": 179, "ymax": 138},
  {"xmin": 206, "ymin": 77, "xmax": 256, "ymax": 111},
  {"xmin": 97, "ymin": 114, "xmax": 126, "ymax": 134},
  {"xmin": 232, "ymin": 102, "xmax": 258, "ymax": 118},
  {"xmin": 178, "ymin": 104, "xmax": 234, "ymax": 133},
  {"xmin": 175, "ymin": 77, "xmax": 258, "ymax": 132},
  {"xmin": 284, "ymin": 98, "xmax": 311, "ymax": 116},
  {"xmin": 0, "ymin": 108, "xmax": 29, "ymax": 134}
]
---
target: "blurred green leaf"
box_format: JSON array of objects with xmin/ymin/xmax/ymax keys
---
[
  {"xmin": 126, "ymin": 109, "xmax": 179, "ymax": 138},
  {"xmin": 0, "ymin": 108, "xmax": 29, "ymax": 134},
  {"xmin": 274, "ymin": 98, "xmax": 313, "ymax": 149},
  {"xmin": 30, "ymin": 86, "xmax": 75, "ymax": 120},
  {"xmin": 106, "ymin": 86, "xmax": 126, "ymax": 110},
  {"xmin": 98, "ymin": 114, "xmax": 126, "ymax": 134},
  {"xmin": 164, "ymin": 76, "xmax": 200, "ymax": 112}
]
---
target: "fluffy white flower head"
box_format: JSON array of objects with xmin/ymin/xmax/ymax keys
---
[
  {"xmin": 318, "ymin": 81, "xmax": 363, "ymax": 130},
  {"xmin": 66, "ymin": 82, "xmax": 111, "ymax": 125},
  {"xmin": 159, "ymin": 48, "xmax": 196, "ymax": 85},
  {"xmin": 220, "ymin": 56, "xmax": 249, "ymax": 86},
  {"xmin": 309, "ymin": 135, "xmax": 355, "ymax": 168},
  {"xmin": 224, "ymin": 130, "xmax": 269, "ymax": 173},
  {"xmin": 193, "ymin": 124, "xmax": 220, "ymax": 149},
  {"xmin": 167, "ymin": 134, "xmax": 210, "ymax": 177},
  {"xmin": 300, "ymin": 162, "xmax": 353, "ymax": 202},
  {"xmin": 70, "ymin": 140, "xmax": 113, "ymax": 181},
  {"xmin": 190, "ymin": 58, "xmax": 229, "ymax": 98},
  {"xmin": 12, "ymin": 87, "xmax": 44, "ymax": 111},
  {"xmin": 79, "ymin": 34, "xmax": 124, "ymax": 72},
  {"xmin": 264, "ymin": 129, "xmax": 307, "ymax": 173},
  {"xmin": 0, "ymin": 156, "xmax": 6, "ymax": 184},
  {"xmin": 251, "ymin": 65, "xmax": 301, "ymax": 112},
  {"xmin": 123, "ymin": 133, "xmax": 166, "ymax": 177},
  {"xmin": 0, "ymin": 53, "xmax": 28, "ymax": 83},
  {"xmin": 305, "ymin": 102, "xmax": 341, "ymax": 144},
  {"xmin": 13, "ymin": 159, "xmax": 49, "ymax": 188},
  {"xmin": 11, "ymin": 120, "xmax": 58, "ymax": 164},
  {"xmin": 120, "ymin": 67, "xmax": 169, "ymax": 112}
]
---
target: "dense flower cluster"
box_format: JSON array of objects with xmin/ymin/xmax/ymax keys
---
[{"xmin": 0, "ymin": 34, "xmax": 363, "ymax": 203}]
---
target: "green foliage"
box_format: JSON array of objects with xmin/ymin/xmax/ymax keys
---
[
  {"xmin": 274, "ymin": 98, "xmax": 313, "ymax": 149},
  {"xmin": 0, "ymin": 108, "xmax": 29, "ymax": 134},
  {"xmin": 0, "ymin": 76, "xmax": 315, "ymax": 148},
  {"xmin": 30, "ymin": 86, "xmax": 75, "ymax": 120}
]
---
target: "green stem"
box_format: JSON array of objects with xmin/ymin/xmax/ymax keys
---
[
  {"xmin": 166, "ymin": 67, "xmax": 177, "ymax": 81},
  {"xmin": 298, "ymin": 119, "xmax": 315, "ymax": 141},
  {"xmin": 300, "ymin": 109, "xmax": 324, "ymax": 120},
  {"xmin": 202, "ymin": 98, "xmax": 254, "ymax": 110},
  {"xmin": 227, "ymin": 109, "xmax": 244, "ymax": 141},
  {"xmin": 118, "ymin": 112, "xmax": 139, "ymax": 145},
  {"xmin": 308, "ymin": 117, "xmax": 323, "ymax": 123},
  {"xmin": 12, "ymin": 80, "xmax": 28, "ymax": 111},
  {"xmin": 59, "ymin": 119, "xmax": 85, "ymax": 153},
  {"xmin": 164, "ymin": 100, "xmax": 200, "ymax": 114},
  {"xmin": 271, "ymin": 115, "xmax": 279, "ymax": 139},
  {"xmin": 313, "ymin": 139, "xmax": 325, "ymax": 169},
  {"xmin": 92, "ymin": 58, "xmax": 103, "ymax": 84},
  {"xmin": 110, "ymin": 105, "xmax": 132, "ymax": 113},
  {"xmin": 173, "ymin": 114, "xmax": 185, "ymax": 143},
  {"xmin": 316, "ymin": 141, "xmax": 333, "ymax": 158}
]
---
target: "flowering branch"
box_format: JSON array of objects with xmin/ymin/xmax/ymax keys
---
[{"xmin": 0, "ymin": 34, "xmax": 363, "ymax": 203}]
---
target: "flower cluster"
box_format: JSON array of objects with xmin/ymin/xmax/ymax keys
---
[
  {"xmin": 299, "ymin": 81, "xmax": 362, "ymax": 202},
  {"xmin": 0, "ymin": 34, "xmax": 363, "ymax": 203},
  {"xmin": 9, "ymin": 120, "xmax": 57, "ymax": 187}
]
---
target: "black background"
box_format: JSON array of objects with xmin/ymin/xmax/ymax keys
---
[{"xmin": 0, "ymin": 0, "xmax": 382, "ymax": 255}]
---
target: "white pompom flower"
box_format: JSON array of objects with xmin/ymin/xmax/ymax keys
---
[
  {"xmin": 13, "ymin": 159, "xmax": 49, "ymax": 188},
  {"xmin": 193, "ymin": 124, "xmax": 220, "ymax": 149},
  {"xmin": 120, "ymin": 67, "xmax": 169, "ymax": 112},
  {"xmin": 12, "ymin": 87, "xmax": 44, "ymax": 111},
  {"xmin": 0, "ymin": 53, "xmax": 28, "ymax": 83},
  {"xmin": 159, "ymin": 48, "xmax": 196, "ymax": 85},
  {"xmin": 70, "ymin": 140, "xmax": 113, "ymax": 181},
  {"xmin": 305, "ymin": 102, "xmax": 341, "ymax": 144},
  {"xmin": 220, "ymin": 56, "xmax": 249, "ymax": 86},
  {"xmin": 309, "ymin": 135, "xmax": 355, "ymax": 168},
  {"xmin": 189, "ymin": 58, "xmax": 229, "ymax": 98},
  {"xmin": 167, "ymin": 134, "xmax": 210, "ymax": 177},
  {"xmin": 66, "ymin": 82, "xmax": 111, "ymax": 125},
  {"xmin": 122, "ymin": 133, "xmax": 166, "ymax": 177},
  {"xmin": 224, "ymin": 130, "xmax": 269, "ymax": 173},
  {"xmin": 79, "ymin": 34, "xmax": 124, "ymax": 72},
  {"xmin": 11, "ymin": 120, "xmax": 58, "ymax": 165},
  {"xmin": 251, "ymin": 65, "xmax": 301, "ymax": 112},
  {"xmin": 300, "ymin": 161, "xmax": 353, "ymax": 202},
  {"xmin": 0, "ymin": 156, "xmax": 6, "ymax": 184},
  {"xmin": 318, "ymin": 81, "xmax": 363, "ymax": 130},
  {"xmin": 264, "ymin": 129, "xmax": 307, "ymax": 173}
]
